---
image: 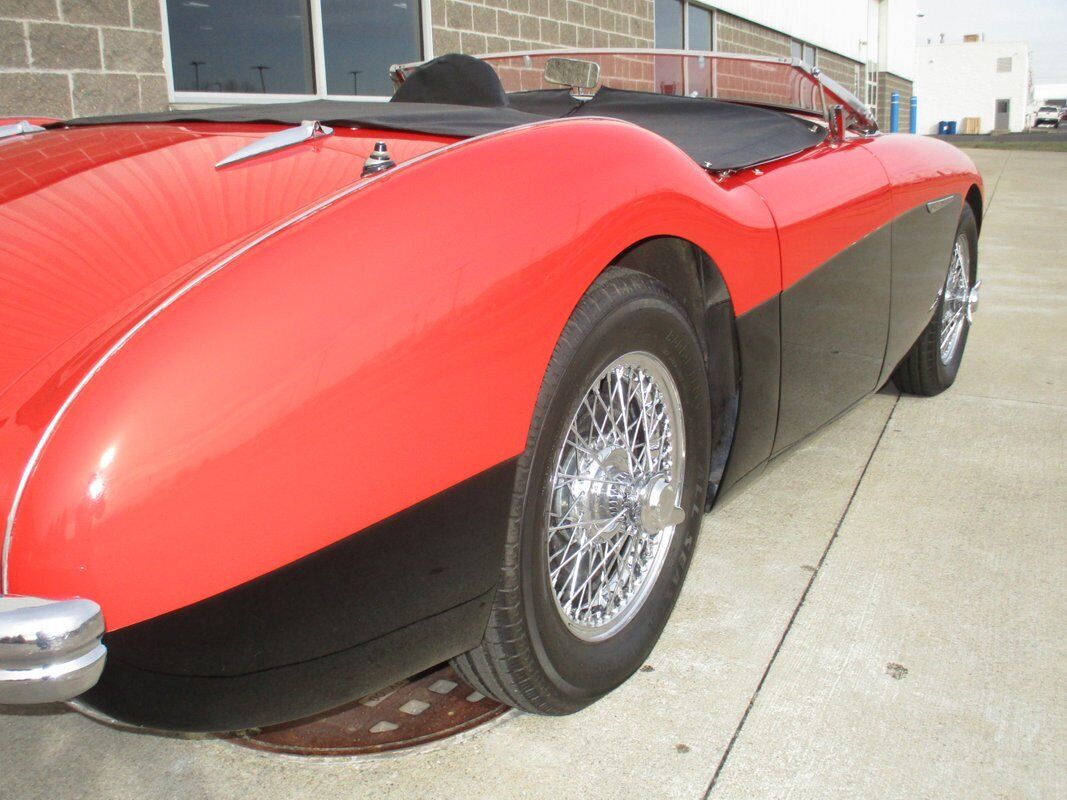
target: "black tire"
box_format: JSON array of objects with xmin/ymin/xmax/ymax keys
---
[
  {"xmin": 892, "ymin": 204, "xmax": 979, "ymax": 396},
  {"xmin": 452, "ymin": 268, "xmax": 711, "ymax": 714}
]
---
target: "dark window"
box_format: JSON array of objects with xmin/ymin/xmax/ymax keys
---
[
  {"xmin": 321, "ymin": 0, "xmax": 422, "ymax": 96},
  {"xmin": 687, "ymin": 4, "xmax": 713, "ymax": 52},
  {"xmin": 790, "ymin": 40, "xmax": 815, "ymax": 66},
  {"xmin": 166, "ymin": 0, "xmax": 425, "ymax": 98},
  {"xmin": 166, "ymin": 0, "xmax": 314, "ymax": 94},
  {"xmin": 655, "ymin": 0, "xmax": 684, "ymax": 49}
]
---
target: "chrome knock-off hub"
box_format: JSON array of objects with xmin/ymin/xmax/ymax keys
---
[
  {"xmin": 572, "ymin": 448, "xmax": 685, "ymax": 546},
  {"xmin": 639, "ymin": 474, "xmax": 685, "ymax": 534}
]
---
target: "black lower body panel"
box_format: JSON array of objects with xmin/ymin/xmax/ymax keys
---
[
  {"xmin": 878, "ymin": 196, "xmax": 962, "ymax": 385},
  {"xmin": 79, "ymin": 457, "xmax": 518, "ymax": 732},
  {"xmin": 718, "ymin": 294, "xmax": 780, "ymax": 496},
  {"xmin": 773, "ymin": 224, "xmax": 891, "ymax": 453},
  {"xmin": 82, "ymin": 589, "xmax": 495, "ymax": 732}
]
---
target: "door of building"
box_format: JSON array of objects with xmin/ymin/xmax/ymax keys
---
[{"xmin": 995, "ymin": 99, "xmax": 1010, "ymax": 131}]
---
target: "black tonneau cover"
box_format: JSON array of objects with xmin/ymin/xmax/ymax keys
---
[
  {"xmin": 59, "ymin": 87, "xmax": 826, "ymax": 171},
  {"xmin": 60, "ymin": 100, "xmax": 546, "ymax": 139},
  {"xmin": 568, "ymin": 88, "xmax": 825, "ymax": 169}
]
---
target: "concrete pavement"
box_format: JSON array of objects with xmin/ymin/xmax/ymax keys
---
[{"xmin": 1, "ymin": 149, "xmax": 1064, "ymax": 799}]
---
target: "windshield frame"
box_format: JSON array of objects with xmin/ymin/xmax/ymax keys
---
[{"xmin": 392, "ymin": 48, "xmax": 878, "ymax": 132}]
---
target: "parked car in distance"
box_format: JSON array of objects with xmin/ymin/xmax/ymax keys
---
[
  {"xmin": 0, "ymin": 50, "xmax": 982, "ymax": 733},
  {"xmin": 1034, "ymin": 105, "xmax": 1062, "ymax": 128}
]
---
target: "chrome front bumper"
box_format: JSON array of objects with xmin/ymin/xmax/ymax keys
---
[{"xmin": 0, "ymin": 595, "xmax": 106, "ymax": 704}]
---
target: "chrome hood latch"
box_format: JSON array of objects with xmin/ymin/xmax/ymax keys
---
[{"xmin": 362, "ymin": 141, "xmax": 396, "ymax": 177}]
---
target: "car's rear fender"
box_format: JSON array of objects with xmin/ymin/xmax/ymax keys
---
[{"xmin": 5, "ymin": 117, "xmax": 779, "ymax": 640}]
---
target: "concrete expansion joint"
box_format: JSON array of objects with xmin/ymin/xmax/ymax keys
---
[{"xmin": 703, "ymin": 394, "xmax": 900, "ymax": 799}]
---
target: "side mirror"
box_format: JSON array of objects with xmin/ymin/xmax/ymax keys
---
[{"xmin": 544, "ymin": 57, "xmax": 600, "ymax": 91}]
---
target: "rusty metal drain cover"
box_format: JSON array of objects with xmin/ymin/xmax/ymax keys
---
[{"xmin": 224, "ymin": 665, "xmax": 508, "ymax": 757}]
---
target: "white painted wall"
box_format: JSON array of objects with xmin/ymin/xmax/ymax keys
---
[
  {"xmin": 1033, "ymin": 83, "xmax": 1067, "ymax": 105},
  {"xmin": 879, "ymin": 0, "xmax": 916, "ymax": 79},
  {"xmin": 710, "ymin": 0, "xmax": 858, "ymax": 62},
  {"xmin": 707, "ymin": 0, "xmax": 914, "ymax": 77},
  {"xmin": 913, "ymin": 41, "xmax": 1032, "ymax": 133},
  {"xmin": 699, "ymin": 0, "xmax": 900, "ymax": 75}
]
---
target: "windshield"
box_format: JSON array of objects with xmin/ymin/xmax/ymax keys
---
[
  {"xmin": 1039, "ymin": 106, "xmax": 1057, "ymax": 112},
  {"xmin": 393, "ymin": 49, "xmax": 877, "ymax": 130}
]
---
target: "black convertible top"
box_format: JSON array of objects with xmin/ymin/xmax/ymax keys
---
[{"xmin": 59, "ymin": 55, "xmax": 827, "ymax": 171}]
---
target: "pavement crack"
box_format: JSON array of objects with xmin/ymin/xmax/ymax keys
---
[
  {"xmin": 953, "ymin": 391, "xmax": 1066, "ymax": 410},
  {"xmin": 983, "ymin": 150, "xmax": 1012, "ymax": 214},
  {"xmin": 702, "ymin": 395, "xmax": 901, "ymax": 799}
]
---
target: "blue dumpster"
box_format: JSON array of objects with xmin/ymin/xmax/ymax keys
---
[
  {"xmin": 946, "ymin": 120, "xmax": 957, "ymax": 135},
  {"xmin": 937, "ymin": 120, "xmax": 958, "ymax": 135}
]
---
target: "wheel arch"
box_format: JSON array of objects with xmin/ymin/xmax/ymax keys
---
[
  {"xmin": 965, "ymin": 184, "xmax": 983, "ymax": 236},
  {"xmin": 611, "ymin": 236, "xmax": 740, "ymax": 506}
]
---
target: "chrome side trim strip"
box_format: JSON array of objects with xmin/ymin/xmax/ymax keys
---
[
  {"xmin": 0, "ymin": 115, "xmax": 607, "ymax": 593},
  {"xmin": 926, "ymin": 195, "xmax": 957, "ymax": 214}
]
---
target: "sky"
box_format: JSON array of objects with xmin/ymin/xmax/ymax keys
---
[{"xmin": 915, "ymin": 0, "xmax": 1067, "ymax": 85}]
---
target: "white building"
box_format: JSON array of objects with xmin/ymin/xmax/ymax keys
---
[
  {"xmin": 1033, "ymin": 83, "xmax": 1067, "ymax": 107},
  {"xmin": 914, "ymin": 39, "xmax": 1033, "ymax": 134}
]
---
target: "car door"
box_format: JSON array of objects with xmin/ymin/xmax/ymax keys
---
[{"xmin": 742, "ymin": 140, "xmax": 894, "ymax": 453}]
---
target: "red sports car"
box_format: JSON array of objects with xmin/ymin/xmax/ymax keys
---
[{"xmin": 0, "ymin": 51, "xmax": 982, "ymax": 731}]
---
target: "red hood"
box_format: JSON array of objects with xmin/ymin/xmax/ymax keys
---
[{"xmin": 0, "ymin": 122, "xmax": 454, "ymax": 543}]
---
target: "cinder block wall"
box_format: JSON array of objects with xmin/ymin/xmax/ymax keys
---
[
  {"xmin": 816, "ymin": 49, "xmax": 862, "ymax": 98},
  {"xmin": 714, "ymin": 12, "xmax": 789, "ymax": 58},
  {"xmin": 0, "ymin": 0, "xmax": 168, "ymax": 118},
  {"xmin": 430, "ymin": 0, "xmax": 653, "ymax": 56},
  {"xmin": 716, "ymin": 11, "xmax": 865, "ymax": 100},
  {"xmin": 877, "ymin": 71, "xmax": 912, "ymax": 132},
  {"xmin": 0, "ymin": 1, "xmax": 900, "ymax": 127}
]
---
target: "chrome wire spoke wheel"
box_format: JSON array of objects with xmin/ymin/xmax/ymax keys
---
[
  {"xmin": 939, "ymin": 235, "xmax": 972, "ymax": 365},
  {"xmin": 452, "ymin": 270, "xmax": 713, "ymax": 713},
  {"xmin": 545, "ymin": 352, "xmax": 685, "ymax": 642}
]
